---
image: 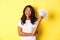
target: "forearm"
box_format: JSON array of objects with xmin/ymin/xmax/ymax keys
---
[
  {"xmin": 32, "ymin": 23, "xmax": 38, "ymax": 35},
  {"xmin": 32, "ymin": 16, "xmax": 43, "ymax": 35},
  {"xmin": 19, "ymin": 32, "xmax": 34, "ymax": 36}
]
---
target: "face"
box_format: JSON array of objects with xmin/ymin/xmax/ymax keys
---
[{"xmin": 25, "ymin": 7, "xmax": 31, "ymax": 18}]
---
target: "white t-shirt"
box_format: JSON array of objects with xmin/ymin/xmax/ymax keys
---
[{"xmin": 18, "ymin": 19, "xmax": 37, "ymax": 40}]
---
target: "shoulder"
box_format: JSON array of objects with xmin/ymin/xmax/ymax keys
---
[
  {"xmin": 18, "ymin": 19, "xmax": 23, "ymax": 28},
  {"xmin": 18, "ymin": 18, "xmax": 22, "ymax": 24}
]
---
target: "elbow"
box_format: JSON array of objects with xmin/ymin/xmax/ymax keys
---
[
  {"xmin": 31, "ymin": 33, "xmax": 35, "ymax": 36},
  {"xmin": 32, "ymin": 31, "xmax": 38, "ymax": 36},
  {"xmin": 18, "ymin": 32, "xmax": 23, "ymax": 36}
]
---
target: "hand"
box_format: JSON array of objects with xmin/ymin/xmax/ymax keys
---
[{"xmin": 37, "ymin": 16, "xmax": 43, "ymax": 22}]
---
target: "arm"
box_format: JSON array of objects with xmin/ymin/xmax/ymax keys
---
[
  {"xmin": 31, "ymin": 16, "xmax": 43, "ymax": 35},
  {"xmin": 32, "ymin": 9, "xmax": 48, "ymax": 35},
  {"xmin": 18, "ymin": 27, "xmax": 33, "ymax": 36}
]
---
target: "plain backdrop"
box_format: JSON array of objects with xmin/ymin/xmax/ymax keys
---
[{"xmin": 0, "ymin": 0, "xmax": 60, "ymax": 40}]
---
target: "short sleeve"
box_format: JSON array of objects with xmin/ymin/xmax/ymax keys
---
[
  {"xmin": 18, "ymin": 19, "xmax": 23, "ymax": 28},
  {"xmin": 32, "ymin": 21, "xmax": 37, "ymax": 27}
]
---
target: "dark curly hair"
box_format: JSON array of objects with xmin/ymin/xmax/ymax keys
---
[{"xmin": 21, "ymin": 5, "xmax": 37, "ymax": 25}]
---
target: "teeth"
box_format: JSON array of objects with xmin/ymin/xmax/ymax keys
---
[{"xmin": 38, "ymin": 9, "xmax": 48, "ymax": 18}]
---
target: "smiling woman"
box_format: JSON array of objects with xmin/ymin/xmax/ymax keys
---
[{"xmin": 17, "ymin": 5, "xmax": 44, "ymax": 40}]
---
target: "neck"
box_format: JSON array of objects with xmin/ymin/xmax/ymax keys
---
[{"xmin": 26, "ymin": 17, "xmax": 30, "ymax": 20}]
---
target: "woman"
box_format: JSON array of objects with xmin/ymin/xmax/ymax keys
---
[{"xmin": 18, "ymin": 5, "xmax": 44, "ymax": 40}]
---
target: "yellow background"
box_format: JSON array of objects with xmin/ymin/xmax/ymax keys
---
[{"xmin": 0, "ymin": 0, "xmax": 60, "ymax": 40}]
